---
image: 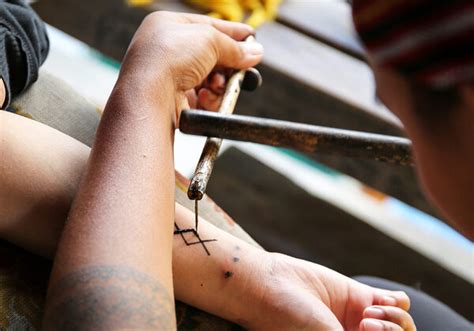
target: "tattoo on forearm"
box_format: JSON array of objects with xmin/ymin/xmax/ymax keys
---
[
  {"xmin": 174, "ymin": 222, "xmax": 217, "ymax": 256},
  {"xmin": 43, "ymin": 265, "xmax": 175, "ymax": 331}
]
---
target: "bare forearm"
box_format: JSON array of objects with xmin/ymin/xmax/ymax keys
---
[
  {"xmin": 172, "ymin": 204, "xmax": 267, "ymax": 327},
  {"xmin": 44, "ymin": 74, "xmax": 177, "ymax": 329}
]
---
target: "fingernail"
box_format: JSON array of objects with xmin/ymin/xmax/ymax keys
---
[
  {"xmin": 362, "ymin": 319, "xmax": 384, "ymax": 331},
  {"xmin": 365, "ymin": 307, "xmax": 385, "ymax": 319},
  {"xmin": 382, "ymin": 295, "xmax": 397, "ymax": 305},
  {"xmin": 241, "ymin": 42, "xmax": 264, "ymax": 56}
]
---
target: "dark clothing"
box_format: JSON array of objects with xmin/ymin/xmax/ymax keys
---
[
  {"xmin": 0, "ymin": 0, "xmax": 49, "ymax": 108},
  {"xmin": 355, "ymin": 276, "xmax": 473, "ymax": 331},
  {"xmin": 352, "ymin": 0, "xmax": 474, "ymax": 89}
]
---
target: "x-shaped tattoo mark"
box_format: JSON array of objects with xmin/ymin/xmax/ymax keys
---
[{"xmin": 174, "ymin": 223, "xmax": 217, "ymax": 256}]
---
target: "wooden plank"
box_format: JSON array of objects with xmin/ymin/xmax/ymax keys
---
[
  {"xmin": 277, "ymin": 0, "xmax": 365, "ymax": 59},
  {"xmin": 255, "ymin": 22, "xmax": 400, "ymax": 127}
]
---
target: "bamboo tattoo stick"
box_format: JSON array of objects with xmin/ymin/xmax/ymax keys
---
[
  {"xmin": 187, "ymin": 35, "xmax": 258, "ymax": 232},
  {"xmin": 180, "ymin": 110, "xmax": 414, "ymax": 166}
]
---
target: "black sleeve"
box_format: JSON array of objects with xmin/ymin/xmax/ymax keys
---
[{"xmin": 0, "ymin": 0, "xmax": 49, "ymax": 108}]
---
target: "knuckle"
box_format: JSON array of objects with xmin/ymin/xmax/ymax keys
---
[
  {"xmin": 145, "ymin": 11, "xmax": 172, "ymax": 24},
  {"xmin": 198, "ymin": 23, "xmax": 216, "ymax": 37}
]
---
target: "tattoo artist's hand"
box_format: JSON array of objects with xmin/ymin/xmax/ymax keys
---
[{"xmin": 121, "ymin": 11, "xmax": 263, "ymax": 125}]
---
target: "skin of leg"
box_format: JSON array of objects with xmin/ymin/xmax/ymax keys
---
[{"xmin": 0, "ymin": 111, "xmax": 415, "ymax": 330}]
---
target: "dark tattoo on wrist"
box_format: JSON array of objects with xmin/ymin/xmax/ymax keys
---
[
  {"xmin": 44, "ymin": 265, "xmax": 175, "ymax": 331},
  {"xmin": 174, "ymin": 222, "xmax": 217, "ymax": 256}
]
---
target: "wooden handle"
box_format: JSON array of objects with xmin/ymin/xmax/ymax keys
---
[
  {"xmin": 180, "ymin": 110, "xmax": 414, "ymax": 166},
  {"xmin": 187, "ymin": 35, "xmax": 256, "ymax": 200}
]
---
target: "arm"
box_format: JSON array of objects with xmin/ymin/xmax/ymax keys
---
[
  {"xmin": 0, "ymin": 0, "xmax": 49, "ymax": 108},
  {"xmin": 42, "ymin": 12, "xmax": 261, "ymax": 330},
  {"xmin": 42, "ymin": 38, "xmax": 177, "ymax": 331}
]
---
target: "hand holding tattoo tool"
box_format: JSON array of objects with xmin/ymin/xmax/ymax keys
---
[
  {"xmin": 186, "ymin": 35, "xmax": 263, "ymax": 233},
  {"xmin": 183, "ymin": 35, "xmax": 413, "ymax": 234}
]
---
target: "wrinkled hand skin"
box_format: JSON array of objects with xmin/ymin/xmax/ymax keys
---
[
  {"xmin": 244, "ymin": 253, "xmax": 416, "ymax": 331},
  {"xmin": 121, "ymin": 11, "xmax": 263, "ymax": 126}
]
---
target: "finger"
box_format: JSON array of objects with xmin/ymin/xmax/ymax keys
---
[
  {"xmin": 176, "ymin": 92, "xmax": 191, "ymax": 124},
  {"xmin": 185, "ymin": 89, "xmax": 198, "ymax": 109},
  {"xmin": 373, "ymin": 291, "xmax": 411, "ymax": 311},
  {"xmin": 177, "ymin": 12, "xmax": 255, "ymax": 41},
  {"xmin": 211, "ymin": 30, "xmax": 264, "ymax": 69},
  {"xmin": 197, "ymin": 88, "xmax": 222, "ymax": 111},
  {"xmin": 360, "ymin": 318, "xmax": 403, "ymax": 331},
  {"xmin": 364, "ymin": 306, "xmax": 416, "ymax": 331},
  {"xmin": 202, "ymin": 72, "xmax": 226, "ymax": 95}
]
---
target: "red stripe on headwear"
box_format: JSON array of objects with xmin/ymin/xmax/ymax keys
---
[
  {"xmin": 417, "ymin": 57, "xmax": 474, "ymax": 88},
  {"xmin": 364, "ymin": 2, "xmax": 473, "ymax": 51},
  {"xmin": 383, "ymin": 30, "xmax": 473, "ymax": 68},
  {"xmin": 353, "ymin": 0, "xmax": 424, "ymax": 33}
]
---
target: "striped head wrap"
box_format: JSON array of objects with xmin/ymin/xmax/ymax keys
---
[{"xmin": 352, "ymin": 0, "xmax": 474, "ymax": 89}]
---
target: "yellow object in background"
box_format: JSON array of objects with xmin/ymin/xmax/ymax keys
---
[
  {"xmin": 189, "ymin": 0, "xmax": 282, "ymax": 28},
  {"xmin": 126, "ymin": 0, "xmax": 282, "ymax": 28},
  {"xmin": 126, "ymin": 0, "xmax": 154, "ymax": 6},
  {"xmin": 188, "ymin": 0, "xmax": 245, "ymax": 22}
]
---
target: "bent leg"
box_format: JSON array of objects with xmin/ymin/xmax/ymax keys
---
[{"xmin": 354, "ymin": 276, "xmax": 472, "ymax": 331}]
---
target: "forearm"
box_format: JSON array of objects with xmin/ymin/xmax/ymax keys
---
[
  {"xmin": 44, "ymin": 73, "xmax": 177, "ymax": 329},
  {"xmin": 172, "ymin": 203, "xmax": 267, "ymax": 327}
]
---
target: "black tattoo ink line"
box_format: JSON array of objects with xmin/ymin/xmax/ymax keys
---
[
  {"xmin": 43, "ymin": 265, "xmax": 175, "ymax": 331},
  {"xmin": 195, "ymin": 199, "xmax": 199, "ymax": 232},
  {"xmin": 174, "ymin": 222, "xmax": 217, "ymax": 256}
]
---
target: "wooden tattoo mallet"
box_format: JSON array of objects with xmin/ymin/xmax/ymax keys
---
[{"xmin": 187, "ymin": 35, "xmax": 262, "ymax": 232}]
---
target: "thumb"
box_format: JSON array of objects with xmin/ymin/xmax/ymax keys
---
[{"xmin": 213, "ymin": 32, "xmax": 264, "ymax": 69}]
